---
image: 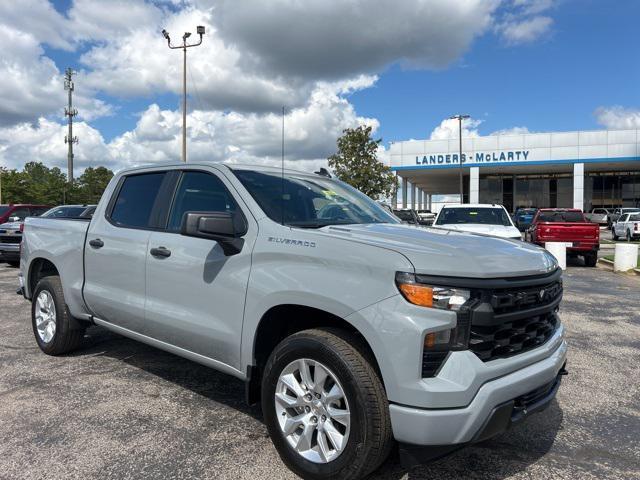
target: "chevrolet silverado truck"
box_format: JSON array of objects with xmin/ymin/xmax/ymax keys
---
[
  {"xmin": 526, "ymin": 208, "xmax": 599, "ymax": 267},
  {"xmin": 20, "ymin": 163, "xmax": 567, "ymax": 480}
]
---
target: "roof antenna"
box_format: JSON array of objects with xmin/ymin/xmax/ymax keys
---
[{"xmin": 281, "ymin": 106, "xmax": 285, "ymax": 226}]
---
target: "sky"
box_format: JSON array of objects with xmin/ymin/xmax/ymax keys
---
[{"xmin": 0, "ymin": 0, "xmax": 638, "ymax": 176}]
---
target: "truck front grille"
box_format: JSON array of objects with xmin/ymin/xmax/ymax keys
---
[
  {"xmin": 469, "ymin": 312, "xmax": 559, "ymax": 361},
  {"xmin": 0, "ymin": 235, "xmax": 21, "ymax": 244},
  {"xmin": 469, "ymin": 279, "xmax": 562, "ymax": 362}
]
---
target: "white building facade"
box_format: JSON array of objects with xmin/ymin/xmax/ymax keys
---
[{"xmin": 389, "ymin": 129, "xmax": 640, "ymax": 213}]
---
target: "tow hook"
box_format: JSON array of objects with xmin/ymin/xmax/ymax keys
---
[{"xmin": 559, "ymin": 364, "xmax": 569, "ymax": 376}]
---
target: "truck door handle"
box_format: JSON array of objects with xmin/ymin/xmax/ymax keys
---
[
  {"xmin": 150, "ymin": 247, "xmax": 171, "ymax": 258},
  {"xmin": 89, "ymin": 238, "xmax": 104, "ymax": 249}
]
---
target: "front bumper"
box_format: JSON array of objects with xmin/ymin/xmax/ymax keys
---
[
  {"xmin": 398, "ymin": 363, "xmax": 567, "ymax": 467},
  {"xmin": 390, "ymin": 337, "xmax": 567, "ymax": 451},
  {"xmin": 0, "ymin": 242, "xmax": 20, "ymax": 260}
]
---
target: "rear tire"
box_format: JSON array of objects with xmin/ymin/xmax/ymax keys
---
[
  {"xmin": 31, "ymin": 275, "xmax": 85, "ymax": 355},
  {"xmin": 584, "ymin": 253, "xmax": 597, "ymax": 267},
  {"xmin": 261, "ymin": 328, "xmax": 393, "ymax": 480}
]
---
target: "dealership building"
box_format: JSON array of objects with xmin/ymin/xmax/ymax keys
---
[{"xmin": 389, "ymin": 129, "xmax": 640, "ymax": 213}]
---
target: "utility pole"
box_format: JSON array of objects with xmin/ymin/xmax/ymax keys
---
[
  {"xmin": 162, "ymin": 25, "xmax": 205, "ymax": 163},
  {"xmin": 450, "ymin": 114, "xmax": 470, "ymax": 204},
  {"xmin": 64, "ymin": 68, "xmax": 78, "ymax": 183}
]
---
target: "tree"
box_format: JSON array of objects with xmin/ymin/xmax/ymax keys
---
[
  {"xmin": 328, "ymin": 125, "xmax": 397, "ymax": 200},
  {"xmin": 70, "ymin": 167, "xmax": 114, "ymax": 204}
]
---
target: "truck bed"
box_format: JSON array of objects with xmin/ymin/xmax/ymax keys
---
[
  {"xmin": 533, "ymin": 222, "xmax": 599, "ymax": 251},
  {"xmin": 22, "ymin": 217, "xmax": 91, "ymax": 319}
]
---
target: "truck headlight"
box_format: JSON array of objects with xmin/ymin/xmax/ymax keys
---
[{"xmin": 395, "ymin": 272, "xmax": 470, "ymax": 310}]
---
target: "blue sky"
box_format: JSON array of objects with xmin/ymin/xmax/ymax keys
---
[
  {"xmin": 0, "ymin": 0, "xmax": 639, "ymax": 174},
  {"xmin": 350, "ymin": 0, "xmax": 640, "ymax": 145}
]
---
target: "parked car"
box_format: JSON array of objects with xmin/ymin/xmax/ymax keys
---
[
  {"xmin": 40, "ymin": 204, "xmax": 97, "ymax": 219},
  {"xmin": 0, "ymin": 204, "xmax": 50, "ymax": 224},
  {"xmin": 526, "ymin": 209, "xmax": 600, "ymax": 266},
  {"xmin": 514, "ymin": 207, "xmax": 538, "ymax": 231},
  {"xmin": 612, "ymin": 212, "xmax": 640, "ymax": 241},
  {"xmin": 392, "ymin": 208, "xmax": 420, "ymax": 225},
  {"xmin": 433, "ymin": 204, "xmax": 522, "ymax": 239},
  {"xmin": 416, "ymin": 209, "xmax": 436, "ymax": 226},
  {"xmin": 20, "ymin": 163, "xmax": 567, "ymax": 479},
  {"xmin": 584, "ymin": 208, "xmax": 610, "ymax": 226},
  {"xmin": 0, "ymin": 205, "xmax": 96, "ymax": 267},
  {"xmin": 607, "ymin": 207, "xmax": 640, "ymax": 229}
]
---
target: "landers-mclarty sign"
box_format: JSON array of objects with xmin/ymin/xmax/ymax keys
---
[{"xmin": 416, "ymin": 150, "xmax": 531, "ymax": 165}]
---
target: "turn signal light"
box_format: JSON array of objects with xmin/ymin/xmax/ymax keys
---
[{"xmin": 397, "ymin": 283, "xmax": 433, "ymax": 307}]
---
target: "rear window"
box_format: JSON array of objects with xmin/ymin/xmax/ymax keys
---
[
  {"xmin": 110, "ymin": 173, "xmax": 166, "ymax": 228},
  {"xmin": 538, "ymin": 211, "xmax": 585, "ymax": 223},
  {"xmin": 393, "ymin": 210, "xmax": 415, "ymax": 222},
  {"xmin": 436, "ymin": 207, "xmax": 512, "ymax": 226},
  {"xmin": 42, "ymin": 206, "xmax": 87, "ymax": 218},
  {"xmin": 630, "ymin": 214, "xmax": 640, "ymax": 222}
]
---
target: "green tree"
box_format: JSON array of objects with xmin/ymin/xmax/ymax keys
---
[
  {"xmin": 328, "ymin": 125, "xmax": 397, "ymax": 200},
  {"xmin": 70, "ymin": 166, "xmax": 114, "ymax": 204}
]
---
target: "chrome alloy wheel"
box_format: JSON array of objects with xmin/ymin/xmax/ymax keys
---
[
  {"xmin": 35, "ymin": 290, "xmax": 56, "ymax": 343},
  {"xmin": 274, "ymin": 358, "xmax": 351, "ymax": 464}
]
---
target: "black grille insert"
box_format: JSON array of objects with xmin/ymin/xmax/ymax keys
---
[
  {"xmin": 470, "ymin": 313, "xmax": 558, "ymax": 361},
  {"xmin": 0, "ymin": 235, "xmax": 21, "ymax": 244}
]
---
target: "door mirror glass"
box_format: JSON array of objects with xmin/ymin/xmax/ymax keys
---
[{"xmin": 180, "ymin": 211, "xmax": 247, "ymax": 255}]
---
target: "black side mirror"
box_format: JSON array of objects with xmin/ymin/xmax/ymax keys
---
[{"xmin": 180, "ymin": 211, "xmax": 247, "ymax": 256}]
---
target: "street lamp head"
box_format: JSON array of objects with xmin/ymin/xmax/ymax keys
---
[
  {"xmin": 450, "ymin": 114, "xmax": 470, "ymax": 120},
  {"xmin": 183, "ymin": 31, "xmax": 192, "ymax": 40},
  {"xmin": 162, "ymin": 29, "xmax": 170, "ymax": 40},
  {"xmin": 197, "ymin": 25, "xmax": 205, "ymax": 35}
]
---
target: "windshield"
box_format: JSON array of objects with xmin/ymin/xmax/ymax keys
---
[
  {"xmin": 0, "ymin": 206, "xmax": 9, "ymax": 216},
  {"xmin": 233, "ymin": 170, "xmax": 398, "ymax": 228},
  {"xmin": 393, "ymin": 210, "xmax": 416, "ymax": 222},
  {"xmin": 537, "ymin": 211, "xmax": 585, "ymax": 222},
  {"xmin": 42, "ymin": 206, "xmax": 88, "ymax": 218},
  {"xmin": 436, "ymin": 207, "xmax": 513, "ymax": 226}
]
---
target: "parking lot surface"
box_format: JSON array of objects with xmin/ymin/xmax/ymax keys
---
[{"xmin": 0, "ymin": 262, "xmax": 639, "ymax": 480}]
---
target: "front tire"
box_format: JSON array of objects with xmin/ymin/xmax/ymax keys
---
[
  {"xmin": 31, "ymin": 275, "xmax": 85, "ymax": 355},
  {"xmin": 261, "ymin": 328, "xmax": 393, "ymax": 480}
]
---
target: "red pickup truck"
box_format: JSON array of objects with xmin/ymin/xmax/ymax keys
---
[{"xmin": 526, "ymin": 208, "xmax": 600, "ymax": 267}]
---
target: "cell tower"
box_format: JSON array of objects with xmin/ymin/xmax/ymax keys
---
[{"xmin": 64, "ymin": 68, "xmax": 78, "ymax": 183}]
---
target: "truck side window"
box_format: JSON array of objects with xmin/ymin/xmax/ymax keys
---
[
  {"xmin": 110, "ymin": 172, "xmax": 166, "ymax": 228},
  {"xmin": 11, "ymin": 208, "xmax": 29, "ymax": 220},
  {"xmin": 167, "ymin": 171, "xmax": 237, "ymax": 231}
]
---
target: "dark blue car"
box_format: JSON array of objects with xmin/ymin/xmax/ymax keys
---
[{"xmin": 514, "ymin": 207, "xmax": 538, "ymax": 231}]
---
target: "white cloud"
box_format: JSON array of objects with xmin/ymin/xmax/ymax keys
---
[
  {"xmin": 0, "ymin": 82, "xmax": 377, "ymax": 175},
  {"xmin": 498, "ymin": 15, "xmax": 553, "ymax": 44},
  {"xmin": 429, "ymin": 117, "xmax": 483, "ymax": 140},
  {"xmin": 594, "ymin": 106, "xmax": 640, "ymax": 130}
]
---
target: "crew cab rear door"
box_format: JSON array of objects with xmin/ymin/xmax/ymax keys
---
[
  {"xmin": 84, "ymin": 170, "xmax": 173, "ymax": 333},
  {"xmin": 143, "ymin": 168, "xmax": 256, "ymax": 371}
]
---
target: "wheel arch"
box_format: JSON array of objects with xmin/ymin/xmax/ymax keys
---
[{"xmin": 246, "ymin": 304, "xmax": 384, "ymax": 405}]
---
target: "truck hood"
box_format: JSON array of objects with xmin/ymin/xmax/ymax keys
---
[
  {"xmin": 322, "ymin": 223, "xmax": 557, "ymax": 278},
  {"xmin": 435, "ymin": 224, "xmax": 522, "ymax": 239},
  {"xmin": 0, "ymin": 221, "xmax": 22, "ymax": 232}
]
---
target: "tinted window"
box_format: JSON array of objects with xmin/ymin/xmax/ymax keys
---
[
  {"xmin": 110, "ymin": 173, "xmax": 166, "ymax": 228},
  {"xmin": 42, "ymin": 206, "xmax": 87, "ymax": 218},
  {"xmin": 436, "ymin": 207, "xmax": 512, "ymax": 226},
  {"xmin": 537, "ymin": 211, "xmax": 585, "ymax": 223},
  {"xmin": 10, "ymin": 208, "xmax": 29, "ymax": 220},
  {"xmin": 0, "ymin": 206, "xmax": 9, "ymax": 216},
  {"xmin": 168, "ymin": 172, "xmax": 237, "ymax": 231},
  {"xmin": 393, "ymin": 210, "xmax": 416, "ymax": 222},
  {"xmin": 234, "ymin": 170, "xmax": 396, "ymax": 228},
  {"xmin": 630, "ymin": 214, "xmax": 640, "ymax": 221}
]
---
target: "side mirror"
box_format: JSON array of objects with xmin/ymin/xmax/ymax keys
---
[{"xmin": 180, "ymin": 211, "xmax": 247, "ymax": 256}]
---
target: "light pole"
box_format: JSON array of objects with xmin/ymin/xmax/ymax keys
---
[
  {"xmin": 450, "ymin": 114, "xmax": 470, "ymax": 203},
  {"xmin": 162, "ymin": 25, "xmax": 205, "ymax": 163}
]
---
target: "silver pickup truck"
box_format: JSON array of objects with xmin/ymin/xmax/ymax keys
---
[{"xmin": 20, "ymin": 163, "xmax": 567, "ymax": 479}]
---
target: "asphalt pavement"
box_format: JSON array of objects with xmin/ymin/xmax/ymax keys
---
[{"xmin": 0, "ymin": 262, "xmax": 638, "ymax": 480}]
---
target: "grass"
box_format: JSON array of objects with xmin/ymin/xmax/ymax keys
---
[{"xmin": 603, "ymin": 254, "xmax": 640, "ymax": 265}]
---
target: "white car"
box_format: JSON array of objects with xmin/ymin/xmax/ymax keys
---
[
  {"xmin": 433, "ymin": 204, "xmax": 523, "ymax": 240},
  {"xmin": 612, "ymin": 212, "xmax": 640, "ymax": 241}
]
